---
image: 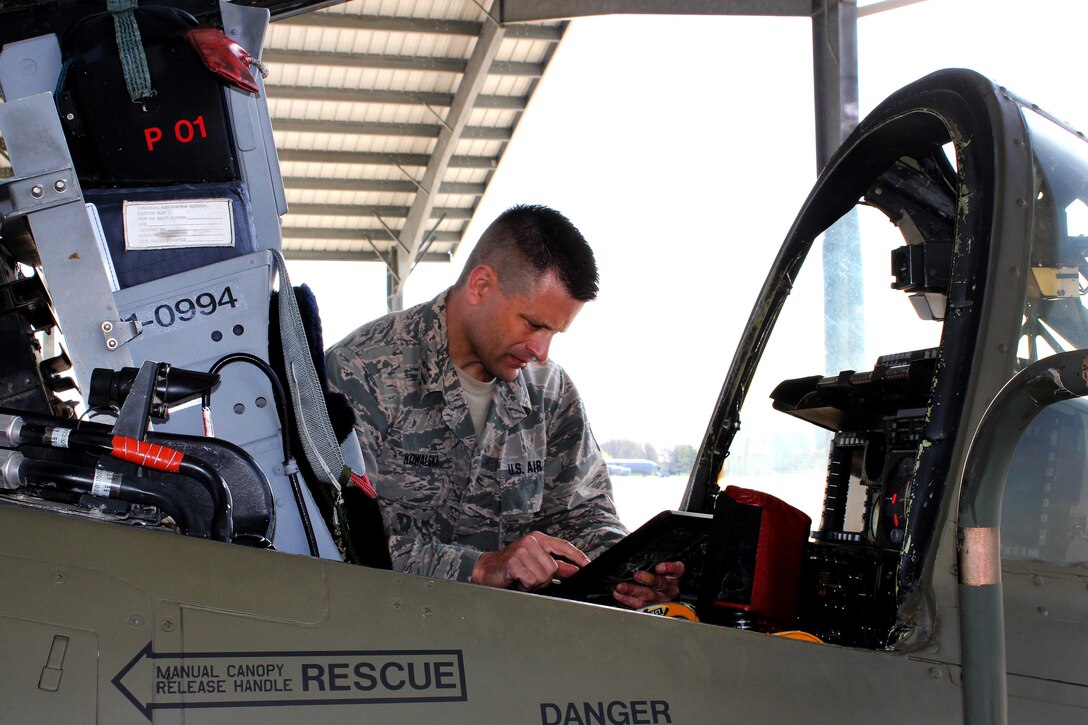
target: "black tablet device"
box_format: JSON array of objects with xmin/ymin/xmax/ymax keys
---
[{"xmin": 542, "ymin": 510, "xmax": 713, "ymax": 605}]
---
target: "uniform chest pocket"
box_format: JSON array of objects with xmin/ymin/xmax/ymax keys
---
[{"xmin": 500, "ymin": 472, "xmax": 545, "ymax": 519}]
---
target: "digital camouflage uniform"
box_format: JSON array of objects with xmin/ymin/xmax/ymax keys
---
[{"xmin": 325, "ymin": 291, "xmax": 628, "ymax": 582}]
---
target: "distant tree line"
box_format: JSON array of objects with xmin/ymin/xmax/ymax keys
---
[{"xmin": 600, "ymin": 439, "xmax": 698, "ymax": 476}]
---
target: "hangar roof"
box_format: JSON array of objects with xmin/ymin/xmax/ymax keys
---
[
  {"xmin": 263, "ymin": 1, "xmax": 566, "ymax": 304},
  {"xmin": 0, "ymin": 0, "xmax": 564, "ymax": 307},
  {"xmin": 0, "ymin": 0, "xmax": 872, "ymax": 308}
]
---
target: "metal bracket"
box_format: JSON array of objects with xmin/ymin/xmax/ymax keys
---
[
  {"xmin": 0, "ymin": 168, "xmax": 79, "ymax": 219},
  {"xmin": 100, "ymin": 318, "xmax": 142, "ymax": 351},
  {"xmin": 110, "ymin": 360, "xmax": 164, "ymax": 439}
]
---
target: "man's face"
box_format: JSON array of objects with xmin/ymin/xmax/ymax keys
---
[{"xmin": 465, "ymin": 268, "xmax": 584, "ymax": 382}]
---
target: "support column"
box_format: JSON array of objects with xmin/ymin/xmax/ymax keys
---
[
  {"xmin": 812, "ymin": 0, "xmax": 863, "ymax": 375},
  {"xmin": 387, "ymin": 248, "xmax": 403, "ymax": 312}
]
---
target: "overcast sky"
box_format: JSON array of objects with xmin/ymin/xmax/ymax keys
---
[{"xmin": 289, "ymin": 0, "xmax": 1088, "ymax": 454}]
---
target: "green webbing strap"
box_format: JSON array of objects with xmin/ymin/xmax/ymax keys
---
[{"xmin": 107, "ymin": 0, "xmax": 155, "ymax": 103}]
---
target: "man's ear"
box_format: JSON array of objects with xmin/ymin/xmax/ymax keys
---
[{"xmin": 465, "ymin": 264, "xmax": 496, "ymax": 305}]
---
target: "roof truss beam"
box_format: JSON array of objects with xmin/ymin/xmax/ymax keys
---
[
  {"xmin": 497, "ymin": 0, "xmax": 811, "ymax": 21},
  {"xmin": 277, "ymin": 13, "xmax": 563, "ymax": 41},
  {"xmin": 263, "ymin": 48, "xmax": 543, "ymax": 77},
  {"xmin": 391, "ymin": 9, "xmax": 507, "ymax": 309},
  {"xmin": 267, "ymin": 85, "xmax": 527, "ymax": 110},
  {"xmin": 282, "ymin": 248, "xmax": 453, "ymax": 263},
  {"xmin": 272, "ymin": 118, "xmax": 512, "ymax": 140},
  {"xmin": 283, "ymin": 203, "xmax": 474, "ymax": 220},
  {"xmin": 282, "ymin": 176, "xmax": 486, "ymax": 195},
  {"xmin": 277, "ymin": 149, "xmax": 498, "ymax": 169},
  {"xmin": 281, "ymin": 227, "xmax": 460, "ymax": 242}
]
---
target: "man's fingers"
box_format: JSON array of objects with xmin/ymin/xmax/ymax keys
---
[
  {"xmin": 472, "ymin": 533, "xmax": 589, "ymax": 591},
  {"xmin": 612, "ymin": 560, "xmax": 686, "ymax": 608},
  {"xmin": 509, "ymin": 541, "xmax": 559, "ymax": 590},
  {"xmin": 612, "ymin": 582, "xmax": 656, "ymax": 609},
  {"xmin": 654, "ymin": 561, "xmax": 685, "ymax": 578},
  {"xmin": 632, "ymin": 570, "xmax": 673, "ymax": 590},
  {"xmin": 529, "ymin": 531, "xmax": 590, "ymax": 567},
  {"xmin": 554, "ymin": 560, "xmax": 580, "ymax": 580}
]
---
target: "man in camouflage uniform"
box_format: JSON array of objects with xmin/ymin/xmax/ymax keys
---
[{"xmin": 327, "ymin": 205, "xmax": 681, "ymax": 607}]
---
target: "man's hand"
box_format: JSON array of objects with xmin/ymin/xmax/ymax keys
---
[
  {"xmin": 612, "ymin": 561, "xmax": 685, "ymax": 609},
  {"xmin": 471, "ymin": 531, "xmax": 590, "ymax": 591}
]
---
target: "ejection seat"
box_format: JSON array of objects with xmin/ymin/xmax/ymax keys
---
[{"xmin": 0, "ymin": 0, "xmax": 385, "ymax": 564}]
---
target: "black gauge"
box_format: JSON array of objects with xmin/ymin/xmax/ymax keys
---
[{"xmin": 879, "ymin": 455, "xmax": 914, "ymax": 547}]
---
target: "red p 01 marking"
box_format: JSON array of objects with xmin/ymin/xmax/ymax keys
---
[{"xmin": 144, "ymin": 116, "xmax": 209, "ymax": 151}]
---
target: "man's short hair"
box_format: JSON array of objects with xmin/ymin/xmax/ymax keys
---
[{"xmin": 456, "ymin": 204, "xmax": 599, "ymax": 301}]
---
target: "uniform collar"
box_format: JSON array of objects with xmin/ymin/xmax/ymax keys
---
[
  {"xmin": 419, "ymin": 290, "xmax": 451, "ymax": 396},
  {"xmin": 420, "ymin": 289, "xmax": 532, "ymax": 413}
]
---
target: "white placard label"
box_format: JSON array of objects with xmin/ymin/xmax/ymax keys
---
[{"xmin": 123, "ymin": 199, "xmax": 234, "ymax": 250}]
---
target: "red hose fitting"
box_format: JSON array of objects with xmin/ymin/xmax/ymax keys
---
[{"xmin": 110, "ymin": 436, "xmax": 184, "ymax": 472}]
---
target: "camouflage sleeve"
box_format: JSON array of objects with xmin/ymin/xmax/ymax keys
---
[
  {"xmin": 326, "ymin": 345, "xmax": 482, "ymax": 582},
  {"xmin": 325, "ymin": 345, "xmax": 385, "ymax": 477},
  {"xmin": 534, "ymin": 375, "xmax": 628, "ymax": 559},
  {"xmin": 388, "ymin": 538, "xmax": 481, "ymax": 582}
]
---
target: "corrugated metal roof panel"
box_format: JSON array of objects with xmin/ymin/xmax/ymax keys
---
[{"xmin": 260, "ymin": 1, "xmax": 566, "ymax": 306}]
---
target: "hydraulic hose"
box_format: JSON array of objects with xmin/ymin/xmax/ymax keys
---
[
  {"xmin": 16, "ymin": 423, "xmax": 234, "ymax": 543},
  {"xmin": 205, "ymin": 352, "xmax": 319, "ymax": 557},
  {"xmin": 17, "ymin": 456, "xmax": 197, "ymax": 534},
  {"xmin": 173, "ymin": 454, "xmax": 234, "ymax": 543}
]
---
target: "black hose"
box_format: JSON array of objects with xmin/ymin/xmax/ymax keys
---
[
  {"xmin": 286, "ymin": 468, "xmax": 319, "ymax": 557},
  {"xmin": 17, "ymin": 423, "xmax": 234, "ymax": 543},
  {"xmin": 20, "ymin": 458, "xmax": 196, "ymax": 534},
  {"xmin": 174, "ymin": 456, "xmax": 234, "ymax": 543},
  {"xmin": 206, "ymin": 352, "xmax": 320, "ymax": 557}
]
